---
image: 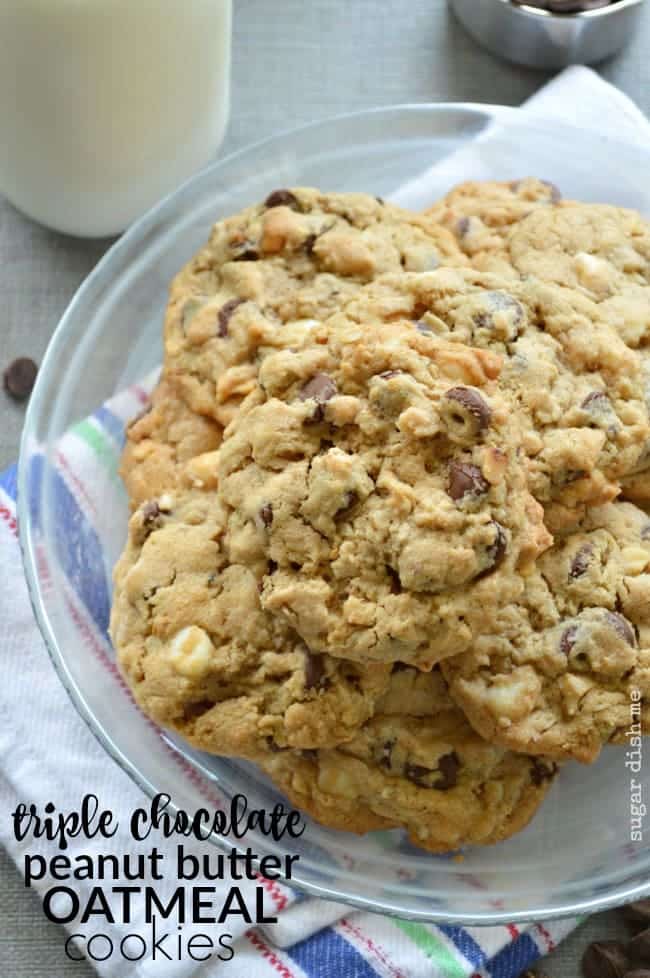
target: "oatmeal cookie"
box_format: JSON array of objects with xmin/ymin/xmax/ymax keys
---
[
  {"xmin": 110, "ymin": 489, "xmax": 390, "ymax": 758},
  {"xmin": 163, "ymin": 188, "xmax": 467, "ymax": 427},
  {"xmin": 338, "ymin": 267, "xmax": 650, "ymax": 528},
  {"xmin": 442, "ymin": 501, "xmax": 650, "ymax": 763},
  {"xmin": 217, "ymin": 315, "xmax": 551, "ymax": 668},
  {"xmin": 120, "ymin": 379, "xmax": 222, "ymax": 507},
  {"xmin": 261, "ymin": 666, "xmax": 559, "ymax": 852}
]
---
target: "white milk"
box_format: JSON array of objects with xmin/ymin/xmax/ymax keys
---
[{"xmin": 0, "ymin": 0, "xmax": 232, "ymax": 236}]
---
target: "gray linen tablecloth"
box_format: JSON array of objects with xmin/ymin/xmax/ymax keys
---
[{"xmin": 2, "ymin": 1, "xmax": 649, "ymax": 973}]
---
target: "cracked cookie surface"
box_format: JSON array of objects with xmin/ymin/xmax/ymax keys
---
[
  {"xmin": 110, "ymin": 489, "xmax": 390, "ymax": 758},
  {"xmin": 162, "ymin": 187, "xmax": 467, "ymax": 428},
  {"xmin": 442, "ymin": 501, "xmax": 650, "ymax": 763},
  {"xmin": 260, "ymin": 666, "xmax": 559, "ymax": 852},
  {"xmin": 217, "ymin": 314, "xmax": 551, "ymax": 668}
]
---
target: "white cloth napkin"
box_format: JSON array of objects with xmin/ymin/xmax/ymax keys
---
[{"xmin": 1, "ymin": 65, "xmax": 646, "ymax": 978}]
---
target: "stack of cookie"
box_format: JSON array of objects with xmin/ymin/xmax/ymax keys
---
[{"xmin": 110, "ymin": 182, "xmax": 650, "ymax": 853}]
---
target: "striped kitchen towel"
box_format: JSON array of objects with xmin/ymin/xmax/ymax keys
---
[{"xmin": 0, "ymin": 379, "xmax": 581, "ymax": 978}]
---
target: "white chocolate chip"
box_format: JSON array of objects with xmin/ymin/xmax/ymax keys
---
[
  {"xmin": 168, "ymin": 626, "xmax": 214, "ymax": 679},
  {"xmin": 620, "ymin": 546, "xmax": 650, "ymax": 576},
  {"xmin": 574, "ymin": 252, "xmax": 613, "ymax": 297}
]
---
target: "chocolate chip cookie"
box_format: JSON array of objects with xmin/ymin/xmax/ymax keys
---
[
  {"xmin": 121, "ymin": 379, "xmax": 222, "ymax": 507},
  {"xmin": 110, "ymin": 489, "xmax": 390, "ymax": 758},
  {"xmin": 163, "ymin": 188, "xmax": 467, "ymax": 427},
  {"xmin": 217, "ymin": 314, "xmax": 551, "ymax": 668},
  {"xmin": 442, "ymin": 502, "xmax": 650, "ymax": 763},
  {"xmin": 260, "ymin": 666, "xmax": 559, "ymax": 852},
  {"xmin": 338, "ymin": 267, "xmax": 650, "ymax": 529},
  {"xmin": 429, "ymin": 183, "xmax": 650, "ymax": 505}
]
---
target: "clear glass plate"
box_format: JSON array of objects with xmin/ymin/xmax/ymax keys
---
[{"xmin": 18, "ymin": 104, "xmax": 650, "ymax": 924}]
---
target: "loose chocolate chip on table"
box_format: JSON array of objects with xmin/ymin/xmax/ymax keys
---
[
  {"xmin": 3, "ymin": 357, "xmax": 38, "ymax": 401},
  {"xmin": 264, "ymin": 189, "xmax": 300, "ymax": 209},
  {"xmin": 569, "ymin": 543, "xmax": 594, "ymax": 580},
  {"xmin": 259, "ymin": 503, "xmax": 274, "ymax": 528},
  {"xmin": 445, "ymin": 386, "xmax": 492, "ymax": 432},
  {"xmin": 218, "ymin": 298, "xmax": 245, "ymax": 337},
  {"xmin": 304, "ymin": 649, "xmax": 326, "ymax": 689},
  {"xmin": 447, "ymin": 461, "xmax": 489, "ymax": 501},
  {"xmin": 299, "ymin": 373, "xmax": 338, "ymax": 421},
  {"xmin": 628, "ymin": 929, "xmax": 650, "ymax": 965},
  {"xmin": 582, "ymin": 940, "xmax": 629, "ymax": 978},
  {"xmin": 605, "ymin": 611, "xmax": 637, "ymax": 647}
]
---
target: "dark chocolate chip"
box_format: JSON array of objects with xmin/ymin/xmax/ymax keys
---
[
  {"xmin": 304, "ymin": 649, "xmax": 326, "ymax": 689},
  {"xmin": 628, "ymin": 929, "xmax": 650, "ymax": 965},
  {"xmin": 542, "ymin": 179, "xmax": 562, "ymax": 204},
  {"xmin": 266, "ymin": 738, "xmax": 283, "ymax": 753},
  {"xmin": 605, "ymin": 611, "xmax": 637, "ymax": 647},
  {"xmin": 299, "ymin": 373, "xmax": 337, "ymax": 421},
  {"xmin": 267, "ymin": 559, "xmax": 278, "ymax": 575},
  {"xmin": 264, "ymin": 189, "xmax": 300, "ymax": 209},
  {"xmin": 405, "ymin": 752, "xmax": 459, "ymax": 790},
  {"xmin": 391, "ymin": 661, "xmax": 409, "ymax": 673},
  {"xmin": 303, "ymin": 232, "xmax": 317, "ymax": 255},
  {"xmin": 476, "ymin": 522, "xmax": 507, "ymax": 579},
  {"xmin": 404, "ymin": 763, "xmax": 432, "ymax": 787},
  {"xmin": 530, "ymin": 758, "xmax": 558, "ymax": 786},
  {"xmin": 445, "ymin": 386, "xmax": 492, "ymax": 432},
  {"xmin": 218, "ymin": 298, "xmax": 245, "ymax": 337},
  {"xmin": 560, "ymin": 624, "xmax": 578, "ymax": 656},
  {"xmin": 581, "ymin": 940, "xmax": 629, "ymax": 978},
  {"xmin": 447, "ymin": 461, "xmax": 489, "ymax": 502},
  {"xmin": 3, "ymin": 357, "xmax": 38, "ymax": 401},
  {"xmin": 207, "ymin": 572, "xmax": 219, "ymax": 587},
  {"xmin": 642, "ymin": 525, "xmax": 650, "ymax": 542},
  {"xmin": 582, "ymin": 390, "xmax": 609, "ymax": 410},
  {"xmin": 434, "ymin": 751, "xmax": 460, "ymax": 790},
  {"xmin": 456, "ymin": 216, "xmax": 471, "ymax": 238},
  {"xmin": 569, "ymin": 543, "xmax": 594, "ymax": 580},
  {"xmin": 300, "ymin": 748, "xmax": 318, "ymax": 760},
  {"xmin": 378, "ymin": 370, "xmax": 403, "ymax": 380},
  {"xmin": 259, "ymin": 503, "xmax": 274, "ymax": 528}
]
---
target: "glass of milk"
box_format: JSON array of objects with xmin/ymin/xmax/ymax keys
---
[{"xmin": 0, "ymin": 0, "xmax": 232, "ymax": 237}]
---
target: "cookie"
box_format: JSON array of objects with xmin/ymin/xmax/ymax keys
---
[
  {"xmin": 121, "ymin": 379, "xmax": 222, "ymax": 507},
  {"xmin": 110, "ymin": 489, "xmax": 390, "ymax": 758},
  {"xmin": 163, "ymin": 188, "xmax": 467, "ymax": 427},
  {"xmin": 429, "ymin": 185, "xmax": 650, "ymax": 504},
  {"xmin": 217, "ymin": 313, "xmax": 551, "ymax": 668},
  {"xmin": 260, "ymin": 666, "xmax": 559, "ymax": 852},
  {"xmin": 337, "ymin": 267, "xmax": 650, "ymax": 528},
  {"xmin": 441, "ymin": 501, "xmax": 650, "ymax": 763},
  {"xmin": 426, "ymin": 177, "xmax": 563, "ymax": 267}
]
